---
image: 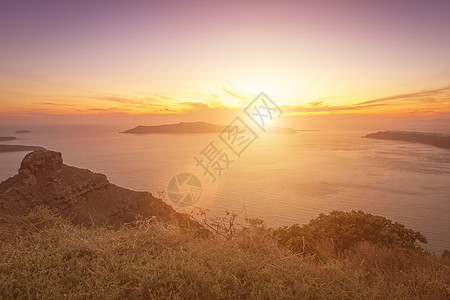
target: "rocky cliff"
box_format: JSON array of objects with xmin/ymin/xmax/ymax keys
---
[{"xmin": 0, "ymin": 150, "xmax": 195, "ymax": 228}]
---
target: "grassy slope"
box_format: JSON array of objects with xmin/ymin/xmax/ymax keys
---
[{"xmin": 0, "ymin": 208, "xmax": 449, "ymax": 299}]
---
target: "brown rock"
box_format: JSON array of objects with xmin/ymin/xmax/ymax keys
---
[
  {"xmin": 0, "ymin": 150, "xmax": 202, "ymax": 231},
  {"xmin": 19, "ymin": 150, "xmax": 63, "ymax": 175}
]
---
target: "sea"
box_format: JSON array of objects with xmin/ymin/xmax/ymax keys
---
[{"xmin": 0, "ymin": 125, "xmax": 449, "ymax": 254}]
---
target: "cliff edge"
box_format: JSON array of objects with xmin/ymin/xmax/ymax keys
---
[{"xmin": 0, "ymin": 150, "xmax": 195, "ymax": 228}]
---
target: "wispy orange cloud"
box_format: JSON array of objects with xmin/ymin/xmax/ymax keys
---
[
  {"xmin": 284, "ymin": 86, "xmax": 450, "ymax": 116},
  {"xmin": 222, "ymin": 86, "xmax": 253, "ymax": 104}
]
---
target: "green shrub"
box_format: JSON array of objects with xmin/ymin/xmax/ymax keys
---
[{"xmin": 273, "ymin": 210, "xmax": 427, "ymax": 256}]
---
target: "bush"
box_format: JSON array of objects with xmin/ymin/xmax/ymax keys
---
[{"xmin": 273, "ymin": 210, "xmax": 427, "ymax": 256}]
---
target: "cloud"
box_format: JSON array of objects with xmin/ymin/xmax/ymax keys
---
[
  {"xmin": 163, "ymin": 108, "xmax": 178, "ymax": 112},
  {"xmin": 91, "ymin": 95, "xmax": 162, "ymax": 107},
  {"xmin": 284, "ymin": 103, "xmax": 385, "ymax": 113},
  {"xmin": 36, "ymin": 102, "xmax": 75, "ymax": 107},
  {"xmin": 307, "ymin": 100, "xmax": 326, "ymax": 107},
  {"xmin": 6, "ymin": 84, "xmax": 450, "ymax": 117},
  {"xmin": 222, "ymin": 86, "xmax": 251, "ymax": 103},
  {"xmin": 285, "ymin": 85, "xmax": 450, "ymax": 115},
  {"xmin": 356, "ymin": 86, "xmax": 450, "ymax": 106},
  {"xmin": 89, "ymin": 92, "xmax": 226, "ymax": 113},
  {"xmin": 177, "ymin": 102, "xmax": 214, "ymax": 111}
]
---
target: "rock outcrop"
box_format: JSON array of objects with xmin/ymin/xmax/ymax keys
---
[
  {"xmin": 0, "ymin": 150, "xmax": 196, "ymax": 229},
  {"xmin": 18, "ymin": 150, "xmax": 63, "ymax": 176}
]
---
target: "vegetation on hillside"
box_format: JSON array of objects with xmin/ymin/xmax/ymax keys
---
[
  {"xmin": 0, "ymin": 207, "xmax": 449, "ymax": 299},
  {"xmin": 273, "ymin": 210, "xmax": 427, "ymax": 258}
]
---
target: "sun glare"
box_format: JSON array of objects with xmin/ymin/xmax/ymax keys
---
[{"xmin": 229, "ymin": 75, "xmax": 299, "ymax": 106}]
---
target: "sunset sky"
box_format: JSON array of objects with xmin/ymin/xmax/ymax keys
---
[{"xmin": 1, "ymin": 0, "xmax": 449, "ymax": 127}]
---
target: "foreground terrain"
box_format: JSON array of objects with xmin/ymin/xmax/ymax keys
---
[
  {"xmin": 0, "ymin": 150, "xmax": 449, "ymax": 299},
  {"xmin": 0, "ymin": 207, "xmax": 449, "ymax": 299}
]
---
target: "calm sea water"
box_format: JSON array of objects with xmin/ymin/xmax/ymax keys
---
[{"xmin": 1, "ymin": 126, "xmax": 449, "ymax": 253}]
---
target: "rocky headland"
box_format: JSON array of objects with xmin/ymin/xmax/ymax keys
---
[{"xmin": 0, "ymin": 150, "xmax": 198, "ymax": 228}]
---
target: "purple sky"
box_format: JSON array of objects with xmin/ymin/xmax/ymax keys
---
[{"xmin": 1, "ymin": 0, "xmax": 449, "ymax": 127}]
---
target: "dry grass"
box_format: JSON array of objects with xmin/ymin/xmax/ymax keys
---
[{"xmin": 0, "ymin": 207, "xmax": 449, "ymax": 299}]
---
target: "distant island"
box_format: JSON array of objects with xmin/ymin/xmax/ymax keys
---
[
  {"xmin": 121, "ymin": 121, "xmax": 297, "ymax": 134},
  {"xmin": 0, "ymin": 136, "xmax": 16, "ymax": 142},
  {"xmin": 15, "ymin": 129, "xmax": 31, "ymax": 134},
  {"xmin": 365, "ymin": 130, "xmax": 450, "ymax": 149},
  {"xmin": 0, "ymin": 145, "xmax": 45, "ymax": 152},
  {"xmin": 0, "ymin": 136, "xmax": 44, "ymax": 152}
]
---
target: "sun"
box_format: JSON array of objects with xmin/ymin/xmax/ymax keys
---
[{"xmin": 225, "ymin": 74, "xmax": 309, "ymax": 108}]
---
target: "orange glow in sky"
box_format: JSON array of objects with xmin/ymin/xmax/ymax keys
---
[{"xmin": 1, "ymin": 1, "xmax": 449, "ymax": 121}]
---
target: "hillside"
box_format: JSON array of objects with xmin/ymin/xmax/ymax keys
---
[
  {"xmin": 0, "ymin": 150, "xmax": 448, "ymax": 299},
  {"xmin": 0, "ymin": 150, "xmax": 196, "ymax": 228},
  {"xmin": 0, "ymin": 207, "xmax": 448, "ymax": 299}
]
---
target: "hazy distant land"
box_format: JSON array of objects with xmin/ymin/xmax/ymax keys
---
[
  {"xmin": 0, "ymin": 145, "xmax": 45, "ymax": 152},
  {"xmin": 121, "ymin": 121, "xmax": 297, "ymax": 134},
  {"xmin": 0, "ymin": 137, "xmax": 16, "ymax": 142},
  {"xmin": 365, "ymin": 131, "xmax": 450, "ymax": 149},
  {"xmin": 15, "ymin": 129, "xmax": 31, "ymax": 134},
  {"xmin": 0, "ymin": 135, "xmax": 44, "ymax": 152}
]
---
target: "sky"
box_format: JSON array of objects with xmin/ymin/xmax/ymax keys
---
[{"xmin": 1, "ymin": 0, "xmax": 450, "ymax": 129}]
